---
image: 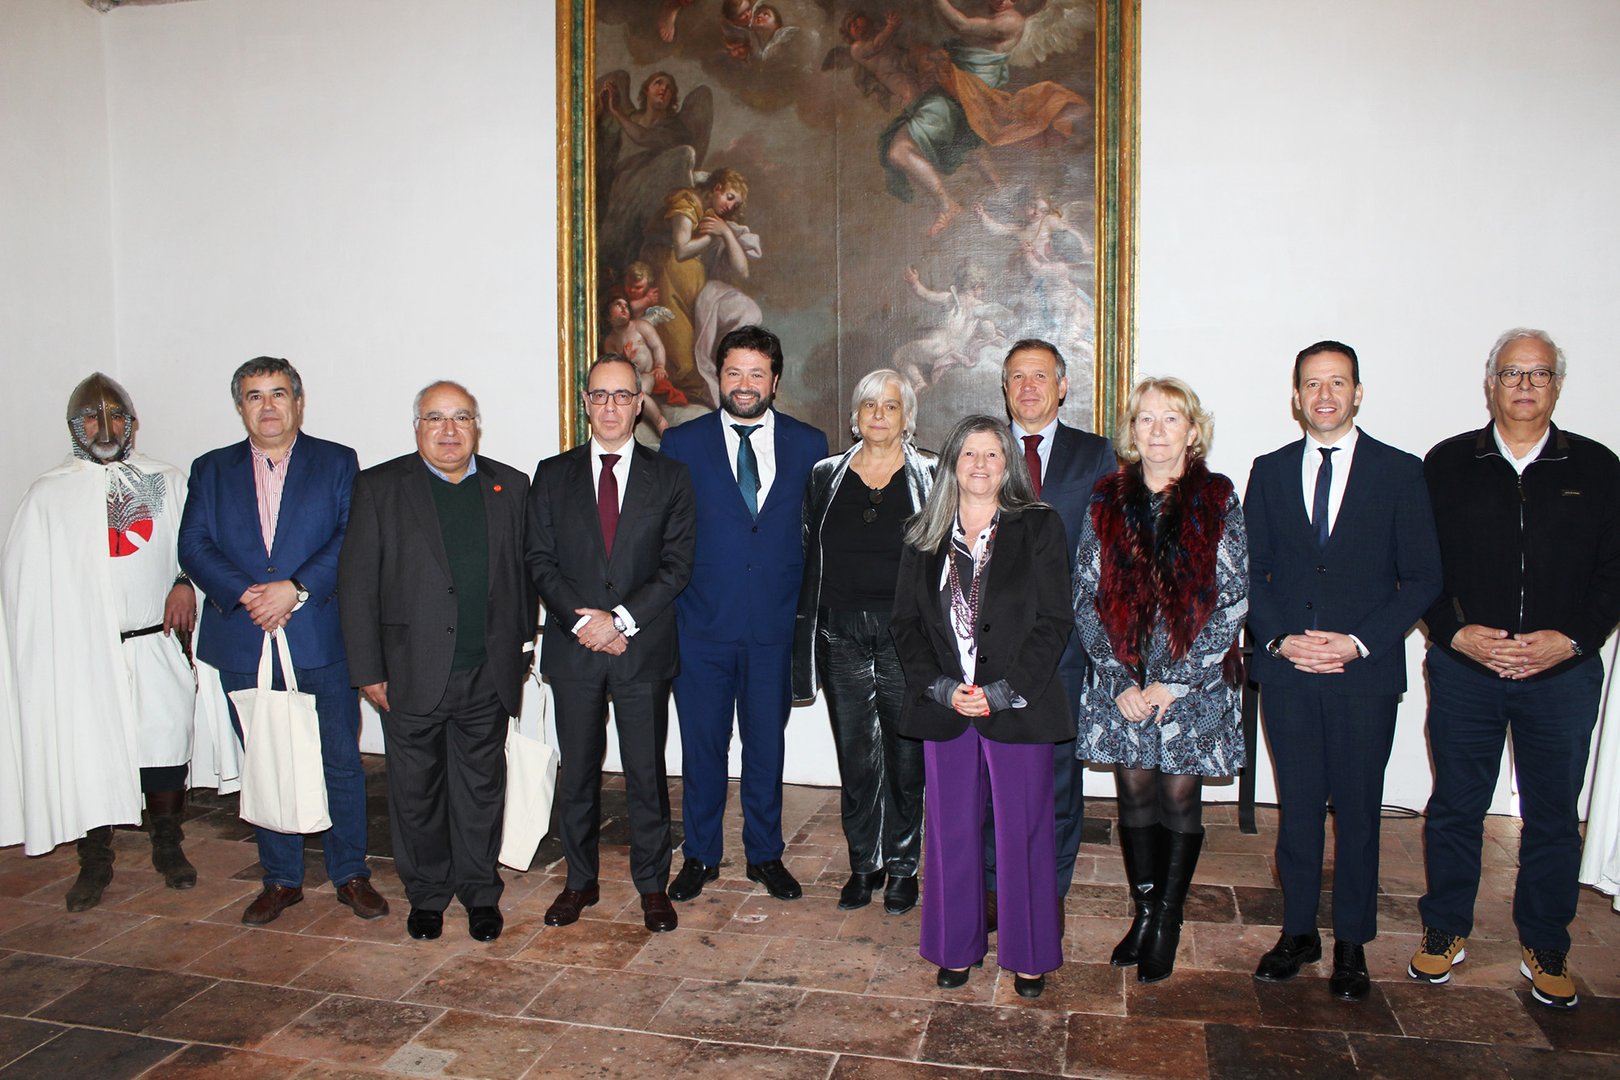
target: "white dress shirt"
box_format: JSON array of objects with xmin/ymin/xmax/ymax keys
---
[
  {"xmin": 571, "ymin": 437, "xmax": 640, "ymax": 637},
  {"xmin": 1011, "ymin": 416, "xmax": 1060, "ymax": 486},
  {"xmin": 1493, "ymin": 424, "xmax": 1551, "ymax": 475},
  {"xmin": 722, "ymin": 407, "xmax": 778, "ymax": 508},
  {"xmin": 1299, "ymin": 426, "xmax": 1368, "ymax": 657}
]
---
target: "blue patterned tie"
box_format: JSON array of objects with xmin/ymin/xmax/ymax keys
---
[
  {"xmin": 1312, "ymin": 447, "xmax": 1336, "ymax": 548},
  {"xmin": 733, "ymin": 424, "xmax": 761, "ymax": 518}
]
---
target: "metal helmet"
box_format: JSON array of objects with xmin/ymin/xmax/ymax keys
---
[{"xmin": 66, "ymin": 372, "xmax": 137, "ymax": 464}]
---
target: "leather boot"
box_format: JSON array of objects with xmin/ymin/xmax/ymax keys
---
[
  {"xmin": 147, "ymin": 790, "xmax": 197, "ymax": 890},
  {"xmin": 1110, "ymin": 825, "xmax": 1159, "ymax": 967},
  {"xmin": 1138, "ymin": 828, "xmax": 1203, "ymax": 984},
  {"xmin": 65, "ymin": 825, "xmax": 115, "ymax": 912}
]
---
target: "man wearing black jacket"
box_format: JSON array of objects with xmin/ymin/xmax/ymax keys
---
[{"xmin": 1410, "ymin": 329, "xmax": 1620, "ymax": 1010}]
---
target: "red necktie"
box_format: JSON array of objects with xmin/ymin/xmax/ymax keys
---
[
  {"xmin": 1022, "ymin": 434, "xmax": 1043, "ymax": 499},
  {"xmin": 598, "ymin": 453, "xmax": 620, "ymax": 556}
]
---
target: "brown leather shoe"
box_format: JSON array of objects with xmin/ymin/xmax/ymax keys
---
[
  {"xmin": 544, "ymin": 884, "xmax": 600, "ymax": 927},
  {"xmin": 242, "ymin": 884, "xmax": 304, "ymax": 926},
  {"xmin": 641, "ymin": 890, "xmax": 678, "ymax": 933},
  {"xmin": 335, "ymin": 877, "xmax": 389, "ymax": 920}
]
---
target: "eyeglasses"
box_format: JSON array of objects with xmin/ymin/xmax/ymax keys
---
[
  {"xmin": 862, "ymin": 486, "xmax": 883, "ymax": 524},
  {"xmin": 1493, "ymin": 367, "xmax": 1558, "ymax": 388},
  {"xmin": 585, "ymin": 389, "xmax": 638, "ymax": 406},
  {"xmin": 415, "ymin": 412, "xmax": 478, "ymax": 428}
]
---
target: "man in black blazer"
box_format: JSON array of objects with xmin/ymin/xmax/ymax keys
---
[
  {"xmin": 1245, "ymin": 341, "xmax": 1441, "ymax": 1000},
  {"xmin": 1001, "ymin": 340, "xmax": 1115, "ymax": 898},
  {"xmin": 338, "ymin": 381, "xmax": 537, "ymax": 943},
  {"xmin": 527, "ymin": 356, "xmax": 695, "ymax": 934}
]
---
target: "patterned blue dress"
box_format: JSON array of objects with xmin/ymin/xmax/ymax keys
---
[{"xmin": 1072, "ymin": 489, "xmax": 1249, "ymax": 776}]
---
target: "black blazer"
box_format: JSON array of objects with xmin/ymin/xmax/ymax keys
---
[
  {"xmin": 890, "ymin": 505, "xmax": 1076, "ymax": 744},
  {"xmin": 525, "ymin": 441, "xmax": 695, "ymax": 683},
  {"xmin": 337, "ymin": 453, "xmax": 537, "ymax": 716},
  {"xmin": 1033, "ymin": 421, "xmax": 1116, "ymax": 683},
  {"xmin": 1245, "ymin": 431, "xmax": 1441, "ymax": 695}
]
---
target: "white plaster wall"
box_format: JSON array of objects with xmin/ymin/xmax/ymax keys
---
[
  {"xmin": 0, "ymin": 0, "xmax": 117, "ymax": 527},
  {"xmin": 1139, "ymin": 0, "xmax": 1620, "ymax": 811},
  {"xmin": 4, "ymin": 0, "xmax": 1617, "ymax": 810}
]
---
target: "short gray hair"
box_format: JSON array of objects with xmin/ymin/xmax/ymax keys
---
[
  {"xmin": 413, "ymin": 380, "xmax": 480, "ymax": 423},
  {"xmin": 849, "ymin": 368, "xmax": 917, "ymax": 441},
  {"xmin": 1486, "ymin": 327, "xmax": 1566, "ymax": 379}
]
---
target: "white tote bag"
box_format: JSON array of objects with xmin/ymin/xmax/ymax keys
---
[
  {"xmin": 498, "ymin": 674, "xmax": 559, "ymax": 871},
  {"xmin": 230, "ymin": 628, "xmax": 331, "ymax": 834}
]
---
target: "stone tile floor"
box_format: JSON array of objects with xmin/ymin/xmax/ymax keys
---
[{"xmin": 0, "ymin": 760, "xmax": 1616, "ymax": 1078}]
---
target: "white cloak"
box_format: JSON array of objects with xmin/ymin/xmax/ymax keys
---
[{"xmin": 0, "ymin": 454, "xmax": 225, "ymax": 855}]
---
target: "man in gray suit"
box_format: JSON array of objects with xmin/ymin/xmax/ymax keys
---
[
  {"xmin": 527, "ymin": 356, "xmax": 695, "ymax": 933},
  {"xmin": 338, "ymin": 380, "xmax": 537, "ymax": 943}
]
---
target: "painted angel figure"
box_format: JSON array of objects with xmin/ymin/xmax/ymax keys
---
[
  {"xmin": 880, "ymin": 0, "xmax": 1095, "ymax": 236},
  {"xmin": 602, "ymin": 296, "xmax": 678, "ymax": 436},
  {"xmin": 825, "ymin": 9, "xmax": 930, "ymax": 111},
  {"xmin": 596, "ymin": 69, "xmax": 714, "ymax": 276},
  {"xmin": 1019, "ymin": 240, "xmax": 1096, "ymax": 368},
  {"xmin": 893, "ymin": 262, "xmax": 1013, "ymax": 391},
  {"xmin": 974, "ymin": 192, "xmax": 1093, "ymax": 266},
  {"xmin": 639, "ymin": 167, "xmax": 764, "ymax": 410}
]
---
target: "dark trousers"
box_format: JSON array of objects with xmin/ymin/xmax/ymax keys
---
[
  {"xmin": 922, "ymin": 728, "xmax": 1062, "ymax": 974},
  {"xmin": 818, "ymin": 607, "xmax": 924, "ymax": 878},
  {"xmin": 380, "ymin": 664, "xmax": 506, "ymax": 910},
  {"xmin": 672, "ymin": 636, "xmax": 792, "ymax": 865},
  {"xmin": 552, "ymin": 676, "xmax": 674, "ymax": 894},
  {"xmin": 220, "ymin": 657, "xmax": 370, "ymax": 890},
  {"xmin": 1261, "ymin": 684, "xmax": 1398, "ymax": 943},
  {"xmin": 1419, "ymin": 647, "xmax": 1603, "ymax": 952},
  {"xmin": 986, "ymin": 659, "xmax": 1085, "ymax": 895}
]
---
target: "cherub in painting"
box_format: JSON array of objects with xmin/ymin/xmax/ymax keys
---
[
  {"xmin": 830, "ymin": 10, "xmax": 929, "ymax": 111},
  {"xmin": 602, "ymin": 296, "xmax": 677, "ymax": 436},
  {"xmin": 893, "ymin": 261, "xmax": 1013, "ymax": 391},
  {"xmin": 881, "ymin": 0, "xmax": 1094, "ymax": 236}
]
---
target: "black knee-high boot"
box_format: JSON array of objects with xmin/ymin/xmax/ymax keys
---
[
  {"xmin": 1111, "ymin": 825, "xmax": 1159, "ymax": 967},
  {"xmin": 147, "ymin": 789, "xmax": 197, "ymax": 890},
  {"xmin": 66, "ymin": 826, "xmax": 115, "ymax": 912},
  {"xmin": 1138, "ymin": 828, "xmax": 1203, "ymax": 983}
]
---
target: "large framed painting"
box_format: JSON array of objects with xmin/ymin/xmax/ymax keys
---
[{"xmin": 557, "ymin": 0, "xmax": 1138, "ymax": 450}]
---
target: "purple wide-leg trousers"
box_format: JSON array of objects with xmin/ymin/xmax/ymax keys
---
[{"xmin": 921, "ymin": 727, "xmax": 1062, "ymax": 975}]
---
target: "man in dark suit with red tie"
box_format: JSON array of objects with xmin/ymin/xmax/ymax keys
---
[
  {"xmin": 338, "ymin": 380, "xmax": 537, "ymax": 943},
  {"xmin": 1245, "ymin": 340, "xmax": 1441, "ymax": 1000},
  {"xmin": 527, "ymin": 356, "xmax": 695, "ymax": 933},
  {"xmin": 1001, "ymin": 340, "xmax": 1115, "ymax": 899}
]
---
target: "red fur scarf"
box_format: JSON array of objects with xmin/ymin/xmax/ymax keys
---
[{"xmin": 1090, "ymin": 457, "xmax": 1233, "ymax": 681}]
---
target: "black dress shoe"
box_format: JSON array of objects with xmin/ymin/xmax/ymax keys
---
[
  {"xmin": 746, "ymin": 859, "xmax": 803, "ymax": 900},
  {"xmin": 669, "ymin": 858, "xmax": 720, "ymax": 902},
  {"xmin": 641, "ymin": 891, "xmax": 678, "ymax": 933},
  {"xmin": 936, "ymin": 966, "xmax": 971, "ymax": 988},
  {"xmin": 838, "ymin": 871, "xmax": 885, "ymax": 910},
  {"xmin": 1254, "ymin": 931, "xmax": 1323, "ymax": 982},
  {"xmin": 544, "ymin": 884, "xmax": 600, "ymax": 927},
  {"xmin": 1014, "ymin": 973, "xmax": 1046, "ymax": 999},
  {"xmin": 467, "ymin": 905, "xmax": 504, "ymax": 942},
  {"xmin": 406, "ymin": 907, "xmax": 443, "ymax": 940},
  {"xmin": 883, "ymin": 875, "xmax": 919, "ymax": 915},
  {"xmin": 1329, "ymin": 940, "xmax": 1370, "ymax": 1001}
]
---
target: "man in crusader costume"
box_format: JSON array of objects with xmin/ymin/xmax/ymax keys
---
[{"xmin": 0, "ymin": 374, "xmax": 202, "ymax": 911}]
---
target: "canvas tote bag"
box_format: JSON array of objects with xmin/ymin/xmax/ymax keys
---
[
  {"xmin": 498, "ymin": 672, "xmax": 559, "ymax": 871},
  {"xmin": 230, "ymin": 628, "xmax": 331, "ymax": 834}
]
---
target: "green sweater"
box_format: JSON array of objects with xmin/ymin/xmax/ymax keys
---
[{"xmin": 428, "ymin": 472, "xmax": 489, "ymax": 671}]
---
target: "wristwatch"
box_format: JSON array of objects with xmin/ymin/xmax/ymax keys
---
[
  {"xmin": 1265, "ymin": 635, "xmax": 1286, "ymax": 659},
  {"xmin": 290, "ymin": 577, "xmax": 310, "ymax": 608},
  {"xmin": 611, "ymin": 613, "xmax": 628, "ymax": 635},
  {"xmin": 1569, "ymin": 636, "xmax": 1583, "ymax": 657}
]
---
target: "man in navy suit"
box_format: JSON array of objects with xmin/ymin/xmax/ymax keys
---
[
  {"xmin": 1001, "ymin": 339, "xmax": 1114, "ymax": 899},
  {"xmin": 180, "ymin": 357, "xmax": 386, "ymax": 927},
  {"xmin": 1245, "ymin": 341, "xmax": 1440, "ymax": 1000},
  {"xmin": 659, "ymin": 325, "xmax": 828, "ymax": 903}
]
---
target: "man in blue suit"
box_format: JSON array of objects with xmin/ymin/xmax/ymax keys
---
[
  {"xmin": 1245, "ymin": 340, "xmax": 1440, "ymax": 1000},
  {"xmin": 1001, "ymin": 339, "xmax": 1115, "ymax": 902},
  {"xmin": 659, "ymin": 325, "xmax": 828, "ymax": 903},
  {"xmin": 180, "ymin": 357, "xmax": 385, "ymax": 926}
]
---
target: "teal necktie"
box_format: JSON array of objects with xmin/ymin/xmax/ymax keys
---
[{"xmin": 734, "ymin": 424, "xmax": 761, "ymax": 518}]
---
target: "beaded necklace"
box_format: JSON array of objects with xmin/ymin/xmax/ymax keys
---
[{"xmin": 948, "ymin": 513, "xmax": 998, "ymax": 646}]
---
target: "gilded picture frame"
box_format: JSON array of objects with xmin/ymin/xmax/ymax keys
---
[{"xmin": 557, "ymin": 0, "xmax": 1138, "ymax": 449}]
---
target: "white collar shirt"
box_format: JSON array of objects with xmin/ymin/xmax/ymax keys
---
[
  {"xmin": 1301, "ymin": 425, "xmax": 1361, "ymax": 535},
  {"xmin": 721, "ymin": 407, "xmax": 778, "ymax": 508},
  {"xmin": 1011, "ymin": 416, "xmax": 1060, "ymax": 485},
  {"xmin": 1492, "ymin": 424, "xmax": 1551, "ymax": 475}
]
